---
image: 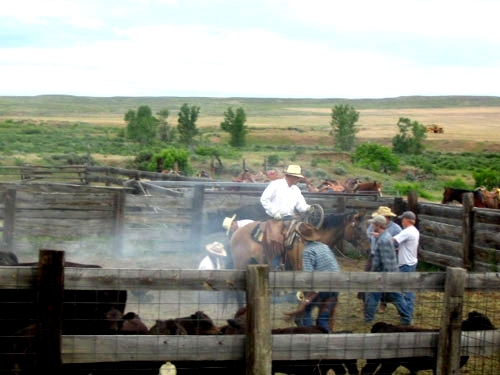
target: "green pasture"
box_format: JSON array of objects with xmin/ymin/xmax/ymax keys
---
[{"xmin": 1, "ymin": 95, "xmax": 500, "ymax": 203}]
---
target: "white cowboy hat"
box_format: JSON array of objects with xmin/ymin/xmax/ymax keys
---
[
  {"xmin": 284, "ymin": 164, "xmax": 304, "ymax": 178},
  {"xmin": 205, "ymin": 241, "xmax": 227, "ymax": 257},
  {"xmin": 222, "ymin": 214, "xmax": 236, "ymax": 236},
  {"xmin": 371, "ymin": 206, "xmax": 396, "ymax": 217}
]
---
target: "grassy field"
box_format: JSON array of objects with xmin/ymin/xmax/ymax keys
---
[{"xmin": 1, "ymin": 95, "xmax": 500, "ymax": 201}]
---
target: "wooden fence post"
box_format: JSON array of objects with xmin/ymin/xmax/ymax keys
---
[
  {"xmin": 36, "ymin": 249, "xmax": 65, "ymax": 375},
  {"xmin": 113, "ymin": 191, "xmax": 126, "ymax": 255},
  {"xmin": 436, "ymin": 267, "xmax": 466, "ymax": 375},
  {"xmin": 2, "ymin": 189, "xmax": 16, "ymax": 251},
  {"xmin": 246, "ymin": 265, "xmax": 271, "ymax": 375},
  {"xmin": 191, "ymin": 185, "xmax": 205, "ymax": 252},
  {"xmin": 462, "ymin": 193, "xmax": 474, "ymax": 270},
  {"xmin": 407, "ymin": 190, "xmax": 418, "ymax": 211},
  {"xmin": 393, "ymin": 197, "xmax": 405, "ymax": 215}
]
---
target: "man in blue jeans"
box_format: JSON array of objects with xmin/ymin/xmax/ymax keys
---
[
  {"xmin": 288, "ymin": 223, "xmax": 340, "ymax": 332},
  {"xmin": 393, "ymin": 211, "xmax": 420, "ymax": 318},
  {"xmin": 364, "ymin": 215, "xmax": 412, "ymax": 325}
]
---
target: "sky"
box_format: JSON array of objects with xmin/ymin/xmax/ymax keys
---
[{"xmin": 1, "ymin": 0, "xmax": 500, "ymax": 99}]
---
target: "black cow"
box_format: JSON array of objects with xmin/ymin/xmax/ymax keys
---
[
  {"xmin": 222, "ymin": 306, "xmax": 360, "ymax": 375},
  {"xmin": 149, "ymin": 311, "xmax": 221, "ymax": 335},
  {"xmin": 361, "ymin": 311, "xmax": 496, "ymax": 375}
]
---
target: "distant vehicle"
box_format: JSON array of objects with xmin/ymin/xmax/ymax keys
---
[{"xmin": 426, "ymin": 124, "xmax": 444, "ymax": 133}]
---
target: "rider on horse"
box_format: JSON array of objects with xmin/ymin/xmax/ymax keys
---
[{"xmin": 260, "ymin": 164, "xmax": 313, "ymax": 269}]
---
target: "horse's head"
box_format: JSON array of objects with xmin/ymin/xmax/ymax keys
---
[
  {"xmin": 442, "ymin": 187, "xmax": 453, "ymax": 204},
  {"xmin": 343, "ymin": 211, "xmax": 370, "ymax": 254}
]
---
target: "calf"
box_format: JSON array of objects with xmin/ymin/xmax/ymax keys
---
[
  {"xmin": 222, "ymin": 306, "xmax": 359, "ymax": 375},
  {"xmin": 149, "ymin": 311, "xmax": 220, "ymax": 335},
  {"xmin": 361, "ymin": 311, "xmax": 496, "ymax": 375},
  {"xmin": 106, "ymin": 309, "xmax": 149, "ymax": 334}
]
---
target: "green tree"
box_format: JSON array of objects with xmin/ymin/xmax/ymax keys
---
[
  {"xmin": 149, "ymin": 147, "xmax": 192, "ymax": 175},
  {"xmin": 352, "ymin": 143, "xmax": 400, "ymax": 173},
  {"xmin": 177, "ymin": 103, "xmax": 200, "ymax": 146},
  {"xmin": 392, "ymin": 117, "xmax": 427, "ymax": 155},
  {"xmin": 220, "ymin": 107, "xmax": 248, "ymax": 147},
  {"xmin": 329, "ymin": 104, "xmax": 360, "ymax": 151},
  {"xmin": 473, "ymin": 168, "xmax": 500, "ymax": 189},
  {"xmin": 124, "ymin": 105, "xmax": 158, "ymax": 145},
  {"xmin": 157, "ymin": 108, "xmax": 175, "ymax": 142}
]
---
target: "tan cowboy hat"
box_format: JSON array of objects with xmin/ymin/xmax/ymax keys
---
[
  {"xmin": 284, "ymin": 164, "xmax": 304, "ymax": 178},
  {"xmin": 371, "ymin": 206, "xmax": 396, "ymax": 217},
  {"xmin": 222, "ymin": 214, "xmax": 236, "ymax": 235},
  {"xmin": 205, "ymin": 241, "xmax": 227, "ymax": 257}
]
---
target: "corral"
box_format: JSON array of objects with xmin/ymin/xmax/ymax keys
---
[{"xmin": 0, "ymin": 176, "xmax": 499, "ymax": 374}]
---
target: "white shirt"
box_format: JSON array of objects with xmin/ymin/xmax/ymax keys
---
[
  {"xmin": 198, "ymin": 255, "xmax": 222, "ymax": 270},
  {"xmin": 393, "ymin": 225, "xmax": 420, "ymax": 266},
  {"xmin": 236, "ymin": 219, "xmax": 254, "ymax": 228},
  {"xmin": 260, "ymin": 178, "xmax": 310, "ymax": 217}
]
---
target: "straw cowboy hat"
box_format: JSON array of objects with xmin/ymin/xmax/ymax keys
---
[
  {"xmin": 284, "ymin": 164, "xmax": 304, "ymax": 178},
  {"xmin": 205, "ymin": 241, "xmax": 227, "ymax": 257},
  {"xmin": 222, "ymin": 214, "xmax": 236, "ymax": 236},
  {"xmin": 371, "ymin": 206, "xmax": 396, "ymax": 217}
]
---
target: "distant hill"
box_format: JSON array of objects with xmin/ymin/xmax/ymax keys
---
[{"xmin": 1, "ymin": 95, "xmax": 499, "ymax": 118}]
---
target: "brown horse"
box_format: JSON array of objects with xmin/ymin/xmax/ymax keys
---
[
  {"xmin": 442, "ymin": 187, "xmax": 485, "ymax": 207},
  {"xmin": 353, "ymin": 181, "xmax": 382, "ymax": 196},
  {"xmin": 229, "ymin": 212, "xmax": 366, "ymax": 271}
]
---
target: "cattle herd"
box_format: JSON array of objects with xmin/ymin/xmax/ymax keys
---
[{"xmin": 5, "ymin": 299, "xmax": 495, "ymax": 375}]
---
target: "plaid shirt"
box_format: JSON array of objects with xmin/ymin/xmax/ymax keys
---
[
  {"xmin": 302, "ymin": 241, "xmax": 341, "ymax": 272},
  {"xmin": 371, "ymin": 230, "xmax": 398, "ymax": 272}
]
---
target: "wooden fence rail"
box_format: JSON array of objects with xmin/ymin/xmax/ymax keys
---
[
  {"xmin": 1, "ymin": 250, "xmax": 499, "ymax": 375},
  {"xmin": 1, "ymin": 182, "xmax": 499, "ymax": 271}
]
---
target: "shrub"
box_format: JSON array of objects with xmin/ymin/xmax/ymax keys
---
[
  {"xmin": 444, "ymin": 178, "xmax": 471, "ymax": 190},
  {"xmin": 473, "ymin": 168, "xmax": 500, "ymax": 189},
  {"xmin": 267, "ymin": 154, "xmax": 280, "ymax": 165},
  {"xmin": 149, "ymin": 147, "xmax": 192, "ymax": 175},
  {"xmin": 352, "ymin": 143, "xmax": 399, "ymax": 173},
  {"xmin": 393, "ymin": 182, "xmax": 433, "ymax": 200}
]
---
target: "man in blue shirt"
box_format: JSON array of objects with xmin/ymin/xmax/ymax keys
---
[
  {"xmin": 364, "ymin": 215, "xmax": 412, "ymax": 325},
  {"xmin": 289, "ymin": 223, "xmax": 341, "ymax": 332}
]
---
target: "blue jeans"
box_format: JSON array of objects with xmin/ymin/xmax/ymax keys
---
[
  {"xmin": 299, "ymin": 292, "xmax": 338, "ymax": 333},
  {"xmin": 399, "ymin": 263, "xmax": 417, "ymax": 317},
  {"xmin": 364, "ymin": 292, "xmax": 412, "ymax": 325}
]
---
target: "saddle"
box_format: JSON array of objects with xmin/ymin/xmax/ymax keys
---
[{"xmin": 250, "ymin": 219, "xmax": 300, "ymax": 270}]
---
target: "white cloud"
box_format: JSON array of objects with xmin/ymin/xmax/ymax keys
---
[{"xmin": 0, "ymin": 0, "xmax": 499, "ymax": 97}]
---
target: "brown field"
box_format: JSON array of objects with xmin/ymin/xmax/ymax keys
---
[{"xmin": 6, "ymin": 106, "xmax": 500, "ymax": 153}]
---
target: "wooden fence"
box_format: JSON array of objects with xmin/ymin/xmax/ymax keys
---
[
  {"xmin": 1, "ymin": 180, "xmax": 499, "ymax": 271},
  {"xmin": 2, "ymin": 250, "xmax": 499, "ymax": 374}
]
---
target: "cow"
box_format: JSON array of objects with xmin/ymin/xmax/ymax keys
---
[
  {"xmin": 106, "ymin": 309, "xmax": 149, "ymax": 335},
  {"xmin": 149, "ymin": 311, "xmax": 221, "ymax": 335},
  {"xmin": 360, "ymin": 311, "xmax": 496, "ymax": 375},
  {"xmin": 221, "ymin": 306, "xmax": 360, "ymax": 375},
  {"xmin": 0, "ymin": 254, "xmax": 128, "ymax": 337}
]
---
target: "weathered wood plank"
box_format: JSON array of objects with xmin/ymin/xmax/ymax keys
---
[
  {"xmin": 60, "ymin": 330, "xmax": 500, "ymax": 363},
  {"xmin": 418, "ymin": 250, "xmax": 464, "ymax": 269},
  {"xmin": 418, "ymin": 217, "xmax": 462, "ymax": 239},
  {"xmin": 15, "ymin": 210, "xmax": 114, "ymax": 219},
  {"xmin": 471, "ymin": 245, "xmax": 500, "ymax": 267},
  {"xmin": 13, "ymin": 218, "xmax": 114, "ymax": 236},
  {"xmin": 475, "ymin": 208, "xmax": 500, "ymax": 225},
  {"xmin": 417, "ymin": 203, "xmax": 463, "ymax": 219},
  {"xmin": 474, "ymin": 228, "xmax": 500, "ymax": 248},
  {"xmin": 466, "ymin": 272, "xmax": 500, "ymax": 290},
  {"xmin": 419, "ymin": 235, "xmax": 463, "ymax": 258}
]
